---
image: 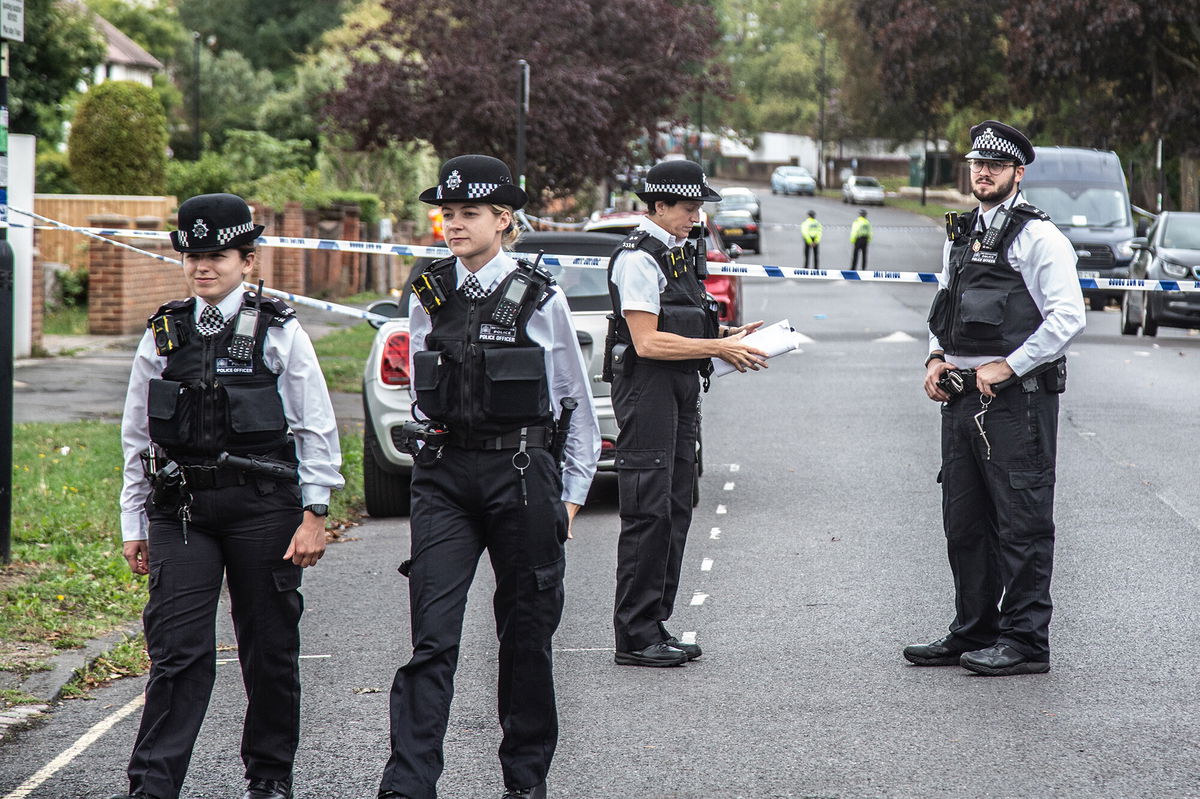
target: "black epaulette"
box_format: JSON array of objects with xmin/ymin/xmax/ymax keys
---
[
  {"xmin": 248, "ymin": 292, "xmax": 296, "ymax": 327},
  {"xmin": 147, "ymin": 297, "xmax": 195, "ymax": 328},
  {"xmin": 621, "ymin": 229, "xmax": 665, "ymax": 254},
  {"xmin": 1011, "ymin": 202, "xmax": 1052, "ymax": 223}
]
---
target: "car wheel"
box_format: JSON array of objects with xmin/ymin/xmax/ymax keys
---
[
  {"xmin": 1119, "ymin": 292, "xmax": 1140, "ymax": 335},
  {"xmin": 1088, "ymin": 295, "xmax": 1107, "ymax": 311},
  {"xmin": 1141, "ymin": 294, "xmax": 1159, "ymax": 337},
  {"xmin": 363, "ymin": 425, "xmax": 412, "ymax": 517}
]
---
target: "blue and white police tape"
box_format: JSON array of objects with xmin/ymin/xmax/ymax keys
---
[
  {"xmin": 8, "ymin": 206, "xmax": 1199, "ymax": 294},
  {"xmin": 8, "ymin": 206, "xmax": 394, "ymax": 325}
]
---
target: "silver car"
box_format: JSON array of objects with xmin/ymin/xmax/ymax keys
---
[
  {"xmin": 361, "ymin": 232, "xmax": 625, "ymax": 517},
  {"xmin": 841, "ymin": 175, "xmax": 886, "ymax": 206},
  {"xmin": 770, "ymin": 165, "xmax": 817, "ymax": 196}
]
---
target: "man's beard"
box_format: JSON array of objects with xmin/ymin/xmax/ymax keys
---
[{"xmin": 972, "ymin": 172, "xmax": 1017, "ymax": 204}]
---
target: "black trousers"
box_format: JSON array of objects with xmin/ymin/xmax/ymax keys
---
[
  {"xmin": 939, "ymin": 381, "xmax": 1059, "ymax": 661},
  {"xmin": 611, "ymin": 361, "xmax": 700, "ymax": 652},
  {"xmin": 381, "ymin": 446, "xmax": 567, "ymax": 799},
  {"xmin": 804, "ymin": 242, "xmax": 820, "ymax": 269},
  {"xmin": 129, "ymin": 480, "xmax": 303, "ymax": 799},
  {"xmin": 851, "ymin": 239, "xmax": 869, "ymax": 270}
]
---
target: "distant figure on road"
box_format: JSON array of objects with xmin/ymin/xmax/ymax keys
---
[
  {"xmin": 908, "ymin": 120, "xmax": 1085, "ymax": 677},
  {"xmin": 850, "ymin": 209, "xmax": 872, "ymax": 270},
  {"xmin": 800, "ymin": 209, "xmax": 822, "ymax": 268},
  {"xmin": 111, "ymin": 193, "xmax": 344, "ymax": 799}
]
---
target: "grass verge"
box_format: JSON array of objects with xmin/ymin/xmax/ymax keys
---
[
  {"xmin": 42, "ymin": 306, "xmax": 89, "ymax": 337},
  {"xmin": 60, "ymin": 633, "xmax": 150, "ymax": 699},
  {"xmin": 312, "ymin": 322, "xmax": 376, "ymax": 394}
]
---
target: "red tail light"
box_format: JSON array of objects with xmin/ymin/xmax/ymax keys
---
[
  {"xmin": 380, "ymin": 330, "xmax": 411, "ymax": 387},
  {"xmin": 746, "ymin": 223, "xmax": 758, "ymax": 232}
]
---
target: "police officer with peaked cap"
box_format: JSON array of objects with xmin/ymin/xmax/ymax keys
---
[
  {"xmin": 110, "ymin": 193, "xmax": 344, "ymax": 799},
  {"xmin": 906, "ymin": 120, "xmax": 1085, "ymax": 676},
  {"xmin": 376, "ymin": 155, "xmax": 600, "ymax": 799},
  {"xmin": 606, "ymin": 159, "xmax": 767, "ymax": 667}
]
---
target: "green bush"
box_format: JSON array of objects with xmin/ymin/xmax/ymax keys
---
[
  {"xmin": 35, "ymin": 149, "xmax": 78, "ymax": 194},
  {"xmin": 234, "ymin": 168, "xmax": 328, "ymax": 211},
  {"xmin": 222, "ymin": 130, "xmax": 314, "ymax": 181},
  {"xmin": 326, "ymin": 191, "xmax": 383, "ymax": 225},
  {"xmin": 58, "ymin": 266, "xmax": 89, "ymax": 309},
  {"xmin": 166, "ymin": 152, "xmax": 235, "ymax": 201},
  {"xmin": 67, "ymin": 81, "xmax": 168, "ymax": 194}
]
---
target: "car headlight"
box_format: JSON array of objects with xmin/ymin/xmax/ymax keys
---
[
  {"xmin": 1159, "ymin": 258, "xmax": 1190, "ymax": 279},
  {"xmin": 1115, "ymin": 238, "xmax": 1135, "ymax": 259}
]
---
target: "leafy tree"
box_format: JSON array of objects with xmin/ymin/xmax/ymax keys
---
[
  {"xmin": 165, "ymin": 151, "xmax": 235, "ymax": 199},
  {"xmin": 68, "ymin": 81, "xmax": 168, "ymax": 194},
  {"xmin": 173, "ymin": 48, "xmax": 277, "ymax": 154},
  {"xmin": 323, "ymin": 0, "xmax": 724, "ymax": 200},
  {"xmin": 84, "ymin": 0, "xmax": 190, "ymax": 64},
  {"xmin": 177, "ymin": 0, "xmax": 349, "ymax": 76},
  {"xmin": 8, "ymin": 0, "xmax": 106, "ymax": 144}
]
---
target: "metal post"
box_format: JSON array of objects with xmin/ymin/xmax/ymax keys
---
[
  {"xmin": 192, "ymin": 31, "xmax": 201, "ymax": 157},
  {"xmin": 697, "ymin": 93, "xmax": 704, "ymax": 169},
  {"xmin": 817, "ymin": 33, "xmax": 826, "ymax": 191},
  {"xmin": 515, "ymin": 59, "xmax": 529, "ymax": 192},
  {"xmin": 1, "ymin": 39, "xmax": 11, "ymax": 563},
  {"xmin": 1156, "ymin": 137, "xmax": 1164, "ymax": 213}
]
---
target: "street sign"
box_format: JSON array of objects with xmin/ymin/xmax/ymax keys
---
[{"xmin": 1, "ymin": 0, "xmax": 22, "ymax": 42}]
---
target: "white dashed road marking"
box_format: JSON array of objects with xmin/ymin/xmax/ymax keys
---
[
  {"xmin": 716, "ymin": 505, "xmax": 727, "ymax": 515},
  {"xmin": 690, "ymin": 592, "xmax": 708, "ymax": 606},
  {"xmin": 729, "ymin": 464, "xmax": 740, "ymax": 472},
  {"xmin": 710, "ymin": 527, "xmax": 721, "ymax": 539},
  {"xmin": 701, "ymin": 558, "xmax": 713, "ymax": 571},
  {"xmin": 723, "ymin": 482, "xmax": 735, "ymax": 491},
  {"xmin": 680, "ymin": 631, "xmax": 697, "ymax": 645}
]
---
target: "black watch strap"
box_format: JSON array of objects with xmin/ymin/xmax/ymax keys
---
[
  {"xmin": 925, "ymin": 352, "xmax": 946, "ymax": 368},
  {"xmin": 304, "ymin": 504, "xmax": 329, "ymax": 517}
]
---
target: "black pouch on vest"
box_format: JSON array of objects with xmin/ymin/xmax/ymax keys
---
[
  {"xmin": 413, "ymin": 341, "xmax": 463, "ymax": 421},
  {"xmin": 927, "ymin": 288, "xmax": 951, "ymax": 341},
  {"xmin": 147, "ymin": 379, "xmax": 191, "ymax": 446},
  {"xmin": 957, "ymin": 288, "xmax": 1008, "ymax": 341},
  {"xmin": 482, "ymin": 347, "xmax": 548, "ymax": 421}
]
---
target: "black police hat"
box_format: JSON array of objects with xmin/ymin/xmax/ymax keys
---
[
  {"xmin": 419, "ymin": 154, "xmax": 528, "ymax": 210},
  {"xmin": 966, "ymin": 120, "xmax": 1036, "ymax": 166},
  {"xmin": 635, "ymin": 159, "xmax": 722, "ymax": 204},
  {"xmin": 170, "ymin": 193, "xmax": 265, "ymax": 253}
]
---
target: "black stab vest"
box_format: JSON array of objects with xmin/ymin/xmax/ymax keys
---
[
  {"xmin": 607, "ymin": 230, "xmax": 720, "ymax": 374},
  {"xmin": 145, "ymin": 293, "xmax": 293, "ymax": 461},
  {"xmin": 411, "ymin": 258, "xmax": 554, "ymax": 439},
  {"xmin": 928, "ymin": 203, "xmax": 1048, "ymax": 357}
]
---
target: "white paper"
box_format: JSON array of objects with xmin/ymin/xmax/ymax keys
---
[{"xmin": 711, "ymin": 319, "xmax": 799, "ymax": 377}]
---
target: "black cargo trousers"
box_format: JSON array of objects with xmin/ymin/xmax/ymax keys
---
[
  {"xmin": 611, "ymin": 359, "xmax": 701, "ymax": 653},
  {"xmin": 381, "ymin": 445, "xmax": 568, "ymax": 799},
  {"xmin": 129, "ymin": 479, "xmax": 304, "ymax": 799},
  {"xmin": 939, "ymin": 375, "xmax": 1060, "ymax": 662}
]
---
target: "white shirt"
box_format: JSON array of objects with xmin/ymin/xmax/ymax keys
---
[
  {"xmin": 929, "ymin": 191, "xmax": 1086, "ymax": 375},
  {"xmin": 407, "ymin": 250, "xmax": 601, "ymax": 506},
  {"xmin": 120, "ymin": 290, "xmax": 345, "ymax": 541},
  {"xmin": 609, "ymin": 216, "xmax": 688, "ymax": 317}
]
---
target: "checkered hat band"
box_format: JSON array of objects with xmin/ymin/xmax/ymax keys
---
[
  {"xmin": 178, "ymin": 230, "xmax": 189, "ymax": 247},
  {"xmin": 466, "ymin": 182, "xmax": 500, "ymax": 199},
  {"xmin": 972, "ymin": 131, "xmax": 1025, "ymax": 164},
  {"xmin": 643, "ymin": 182, "xmax": 703, "ymax": 197},
  {"xmin": 216, "ymin": 221, "xmax": 254, "ymax": 245}
]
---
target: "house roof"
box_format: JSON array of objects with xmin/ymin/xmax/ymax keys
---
[{"xmin": 65, "ymin": 0, "xmax": 165, "ymax": 71}]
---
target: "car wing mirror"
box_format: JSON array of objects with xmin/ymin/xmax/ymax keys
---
[
  {"xmin": 366, "ymin": 298, "xmax": 403, "ymax": 329},
  {"xmin": 1129, "ymin": 237, "xmax": 1148, "ymax": 251},
  {"xmin": 727, "ymin": 243, "xmax": 744, "ymax": 260}
]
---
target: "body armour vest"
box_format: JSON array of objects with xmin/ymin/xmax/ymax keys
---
[
  {"xmin": 411, "ymin": 258, "xmax": 554, "ymax": 440},
  {"xmin": 607, "ymin": 230, "xmax": 720, "ymax": 375},
  {"xmin": 928, "ymin": 203, "xmax": 1048, "ymax": 357},
  {"xmin": 146, "ymin": 293, "xmax": 293, "ymax": 461}
]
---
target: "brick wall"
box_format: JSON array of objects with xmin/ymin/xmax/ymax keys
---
[{"xmin": 87, "ymin": 214, "xmax": 188, "ymax": 334}]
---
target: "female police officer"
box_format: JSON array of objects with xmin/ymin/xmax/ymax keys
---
[
  {"xmin": 377, "ymin": 155, "xmax": 600, "ymax": 799},
  {"xmin": 110, "ymin": 193, "xmax": 344, "ymax": 799},
  {"xmin": 607, "ymin": 160, "xmax": 767, "ymax": 667}
]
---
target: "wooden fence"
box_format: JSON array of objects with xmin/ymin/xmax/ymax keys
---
[{"xmin": 32, "ymin": 194, "xmax": 177, "ymax": 270}]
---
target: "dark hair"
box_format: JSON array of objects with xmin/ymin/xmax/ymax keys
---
[{"xmin": 236, "ymin": 244, "xmax": 256, "ymax": 260}]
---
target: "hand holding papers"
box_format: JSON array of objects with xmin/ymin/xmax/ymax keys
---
[{"xmin": 711, "ymin": 319, "xmax": 799, "ymax": 377}]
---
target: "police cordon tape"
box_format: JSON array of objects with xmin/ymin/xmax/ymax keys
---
[{"xmin": 6, "ymin": 206, "xmax": 1200, "ymax": 315}]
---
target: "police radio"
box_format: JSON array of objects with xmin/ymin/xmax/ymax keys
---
[
  {"xmin": 980, "ymin": 205, "xmax": 1012, "ymax": 250},
  {"xmin": 228, "ymin": 279, "xmax": 264, "ymax": 362},
  {"xmin": 493, "ymin": 251, "xmax": 543, "ymax": 326}
]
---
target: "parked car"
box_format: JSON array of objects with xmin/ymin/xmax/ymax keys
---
[
  {"xmin": 582, "ymin": 210, "xmax": 743, "ymax": 325},
  {"xmin": 1021, "ymin": 146, "xmax": 1137, "ymax": 311},
  {"xmin": 716, "ymin": 186, "xmax": 761, "ymax": 221},
  {"xmin": 770, "ymin": 166, "xmax": 817, "ymax": 196},
  {"xmin": 841, "ymin": 175, "xmax": 885, "ymax": 206},
  {"xmin": 712, "ymin": 209, "xmax": 759, "ymax": 253},
  {"xmin": 1119, "ymin": 211, "xmax": 1200, "ymax": 337},
  {"xmin": 361, "ymin": 232, "xmax": 632, "ymax": 517}
]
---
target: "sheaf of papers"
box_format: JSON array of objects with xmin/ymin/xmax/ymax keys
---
[{"xmin": 711, "ymin": 319, "xmax": 799, "ymax": 377}]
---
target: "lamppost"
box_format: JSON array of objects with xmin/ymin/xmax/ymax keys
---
[
  {"xmin": 192, "ymin": 31, "xmax": 201, "ymax": 157},
  {"xmin": 515, "ymin": 59, "xmax": 529, "ymax": 191},
  {"xmin": 817, "ymin": 32, "xmax": 826, "ymax": 191}
]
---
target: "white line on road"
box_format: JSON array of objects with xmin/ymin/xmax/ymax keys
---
[
  {"xmin": 701, "ymin": 558, "xmax": 713, "ymax": 571},
  {"xmin": 680, "ymin": 632, "xmax": 697, "ymax": 645},
  {"xmin": 729, "ymin": 464, "xmax": 740, "ymax": 472},
  {"xmin": 218, "ymin": 653, "xmax": 331, "ymax": 665},
  {"xmin": 555, "ymin": 647, "xmax": 615, "ymax": 653},
  {"xmin": 723, "ymin": 482, "xmax": 735, "ymax": 491},
  {"xmin": 716, "ymin": 505, "xmax": 727, "ymax": 515},
  {"xmin": 874, "ymin": 331, "xmax": 918, "ymax": 343},
  {"xmin": 3, "ymin": 692, "xmax": 145, "ymax": 799},
  {"xmin": 690, "ymin": 592, "xmax": 708, "ymax": 606},
  {"xmin": 710, "ymin": 527, "xmax": 721, "ymax": 540}
]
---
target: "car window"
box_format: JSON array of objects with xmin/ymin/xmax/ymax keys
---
[
  {"xmin": 1022, "ymin": 186, "xmax": 1131, "ymax": 228},
  {"xmin": 714, "ymin": 211, "xmax": 753, "ymax": 225},
  {"xmin": 856, "ymin": 177, "xmax": 882, "ymax": 187},
  {"xmin": 1161, "ymin": 215, "xmax": 1200, "ymax": 250}
]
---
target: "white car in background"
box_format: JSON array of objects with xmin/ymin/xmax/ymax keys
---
[
  {"xmin": 841, "ymin": 175, "xmax": 886, "ymax": 206},
  {"xmin": 770, "ymin": 165, "xmax": 817, "ymax": 196}
]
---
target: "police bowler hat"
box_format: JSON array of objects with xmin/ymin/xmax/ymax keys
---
[
  {"xmin": 636, "ymin": 159, "xmax": 722, "ymax": 204},
  {"xmin": 419, "ymin": 154, "xmax": 528, "ymax": 210},
  {"xmin": 170, "ymin": 193, "xmax": 265, "ymax": 253},
  {"xmin": 966, "ymin": 120, "xmax": 1036, "ymax": 166}
]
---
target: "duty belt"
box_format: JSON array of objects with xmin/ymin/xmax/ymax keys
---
[
  {"xmin": 450, "ymin": 426, "xmax": 553, "ymax": 451},
  {"xmin": 178, "ymin": 464, "xmax": 247, "ymax": 489}
]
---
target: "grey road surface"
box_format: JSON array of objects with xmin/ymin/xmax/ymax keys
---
[{"xmin": 4, "ymin": 189, "xmax": 1199, "ymax": 798}]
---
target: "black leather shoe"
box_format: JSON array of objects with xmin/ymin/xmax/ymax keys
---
[
  {"xmin": 663, "ymin": 636, "xmax": 702, "ymax": 660},
  {"xmin": 378, "ymin": 792, "xmax": 411, "ymax": 799},
  {"xmin": 502, "ymin": 782, "xmax": 547, "ymax": 799},
  {"xmin": 960, "ymin": 644, "xmax": 1050, "ymax": 676},
  {"xmin": 107, "ymin": 794, "xmax": 157, "ymax": 799},
  {"xmin": 614, "ymin": 642, "xmax": 688, "ymax": 667},
  {"xmin": 902, "ymin": 634, "xmax": 975, "ymax": 666},
  {"xmin": 244, "ymin": 778, "xmax": 293, "ymax": 799}
]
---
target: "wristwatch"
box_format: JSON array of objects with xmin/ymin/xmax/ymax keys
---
[
  {"xmin": 924, "ymin": 352, "xmax": 946, "ymax": 368},
  {"xmin": 304, "ymin": 504, "xmax": 329, "ymax": 517}
]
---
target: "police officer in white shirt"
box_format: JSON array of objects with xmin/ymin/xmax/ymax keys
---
[
  {"xmin": 111, "ymin": 194, "xmax": 344, "ymax": 799},
  {"xmin": 906, "ymin": 121, "xmax": 1085, "ymax": 677},
  {"xmin": 605, "ymin": 160, "xmax": 766, "ymax": 668},
  {"xmin": 377, "ymin": 155, "xmax": 600, "ymax": 799}
]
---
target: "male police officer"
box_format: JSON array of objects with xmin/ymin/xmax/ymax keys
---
[
  {"xmin": 112, "ymin": 193, "xmax": 344, "ymax": 799},
  {"xmin": 378, "ymin": 155, "xmax": 600, "ymax": 799},
  {"xmin": 800, "ymin": 209, "xmax": 822, "ymax": 268},
  {"xmin": 606, "ymin": 160, "xmax": 766, "ymax": 667},
  {"xmin": 906, "ymin": 121, "xmax": 1085, "ymax": 676}
]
